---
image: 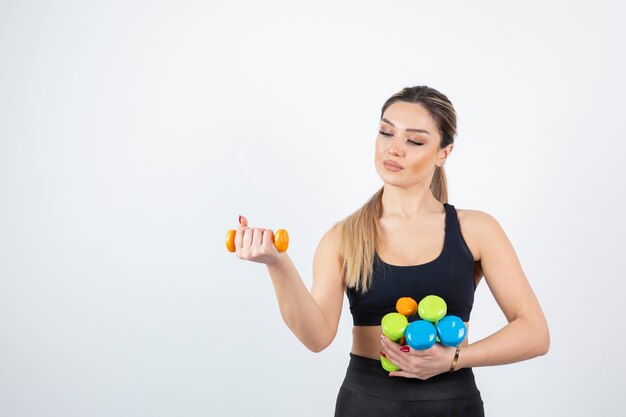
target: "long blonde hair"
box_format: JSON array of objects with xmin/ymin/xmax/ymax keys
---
[{"xmin": 333, "ymin": 86, "xmax": 457, "ymax": 293}]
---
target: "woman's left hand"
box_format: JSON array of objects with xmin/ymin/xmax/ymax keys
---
[{"xmin": 380, "ymin": 334, "xmax": 457, "ymax": 380}]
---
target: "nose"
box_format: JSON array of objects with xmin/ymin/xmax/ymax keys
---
[{"xmin": 386, "ymin": 137, "xmax": 404, "ymax": 157}]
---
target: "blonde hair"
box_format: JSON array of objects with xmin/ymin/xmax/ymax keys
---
[{"xmin": 333, "ymin": 86, "xmax": 457, "ymax": 293}]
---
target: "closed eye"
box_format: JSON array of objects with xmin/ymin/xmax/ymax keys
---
[{"xmin": 378, "ymin": 131, "xmax": 423, "ymax": 146}]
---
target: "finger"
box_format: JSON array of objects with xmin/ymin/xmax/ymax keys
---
[
  {"xmin": 252, "ymin": 228, "xmax": 265, "ymax": 248},
  {"xmin": 241, "ymin": 227, "xmax": 254, "ymax": 251},
  {"xmin": 236, "ymin": 215, "xmax": 249, "ymax": 253},
  {"xmin": 382, "ymin": 348, "xmax": 409, "ymax": 371},
  {"xmin": 412, "ymin": 346, "xmax": 432, "ymax": 358},
  {"xmin": 262, "ymin": 229, "xmax": 275, "ymax": 250},
  {"xmin": 381, "ymin": 335, "xmax": 406, "ymax": 355},
  {"xmin": 234, "ymin": 227, "xmax": 244, "ymax": 253},
  {"xmin": 381, "ymin": 336, "xmax": 411, "ymax": 370}
]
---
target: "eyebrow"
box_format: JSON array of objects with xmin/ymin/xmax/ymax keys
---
[{"xmin": 381, "ymin": 118, "xmax": 431, "ymax": 135}]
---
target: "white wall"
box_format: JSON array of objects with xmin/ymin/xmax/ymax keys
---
[{"xmin": 1, "ymin": 0, "xmax": 624, "ymax": 415}]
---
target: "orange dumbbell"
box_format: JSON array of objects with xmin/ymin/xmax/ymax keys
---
[
  {"xmin": 225, "ymin": 228, "xmax": 290, "ymax": 253},
  {"xmin": 396, "ymin": 297, "xmax": 418, "ymax": 317},
  {"xmin": 395, "ymin": 297, "xmax": 418, "ymax": 345}
]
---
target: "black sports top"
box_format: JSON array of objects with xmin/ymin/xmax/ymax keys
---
[{"xmin": 346, "ymin": 203, "xmax": 477, "ymax": 326}]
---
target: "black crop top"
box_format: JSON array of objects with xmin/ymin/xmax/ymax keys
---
[{"xmin": 346, "ymin": 202, "xmax": 477, "ymax": 326}]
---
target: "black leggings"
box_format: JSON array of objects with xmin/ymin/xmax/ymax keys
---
[{"xmin": 334, "ymin": 353, "xmax": 484, "ymax": 417}]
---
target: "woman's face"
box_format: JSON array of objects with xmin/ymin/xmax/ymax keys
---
[{"xmin": 374, "ymin": 101, "xmax": 451, "ymax": 187}]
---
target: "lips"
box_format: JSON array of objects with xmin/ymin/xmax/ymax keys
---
[{"xmin": 383, "ymin": 160, "xmax": 403, "ymax": 169}]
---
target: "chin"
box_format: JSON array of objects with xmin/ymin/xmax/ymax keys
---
[{"xmin": 378, "ymin": 175, "xmax": 403, "ymax": 187}]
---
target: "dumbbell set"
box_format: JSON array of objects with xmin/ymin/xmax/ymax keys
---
[{"xmin": 380, "ymin": 295, "xmax": 467, "ymax": 372}]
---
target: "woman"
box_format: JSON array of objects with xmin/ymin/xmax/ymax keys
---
[{"xmin": 233, "ymin": 85, "xmax": 550, "ymax": 416}]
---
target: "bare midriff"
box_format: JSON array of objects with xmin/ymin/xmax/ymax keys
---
[{"xmin": 351, "ymin": 322, "xmax": 471, "ymax": 360}]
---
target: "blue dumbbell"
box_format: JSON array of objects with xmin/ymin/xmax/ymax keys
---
[
  {"xmin": 436, "ymin": 315, "xmax": 467, "ymax": 346},
  {"xmin": 405, "ymin": 320, "xmax": 437, "ymax": 350}
]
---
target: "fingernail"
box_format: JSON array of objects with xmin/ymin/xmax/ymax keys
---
[
  {"xmin": 238, "ymin": 215, "xmax": 243, "ymax": 225},
  {"xmin": 401, "ymin": 346, "xmax": 410, "ymax": 353},
  {"xmin": 380, "ymin": 351, "xmax": 386, "ymax": 358}
]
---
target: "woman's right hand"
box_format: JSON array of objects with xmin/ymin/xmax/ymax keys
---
[{"xmin": 234, "ymin": 215, "xmax": 283, "ymax": 266}]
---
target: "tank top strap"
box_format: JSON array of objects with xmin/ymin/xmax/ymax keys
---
[
  {"xmin": 443, "ymin": 202, "xmax": 475, "ymax": 267},
  {"xmin": 443, "ymin": 202, "xmax": 455, "ymax": 230},
  {"xmin": 443, "ymin": 202, "xmax": 455, "ymax": 245}
]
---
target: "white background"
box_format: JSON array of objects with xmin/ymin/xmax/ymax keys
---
[{"xmin": 1, "ymin": 1, "xmax": 625, "ymax": 416}]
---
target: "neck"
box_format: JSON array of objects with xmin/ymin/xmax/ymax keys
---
[{"xmin": 380, "ymin": 184, "xmax": 443, "ymax": 219}]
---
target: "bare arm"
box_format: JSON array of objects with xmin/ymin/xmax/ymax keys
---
[
  {"xmin": 235, "ymin": 216, "xmax": 344, "ymax": 352},
  {"xmin": 456, "ymin": 211, "xmax": 550, "ymax": 369},
  {"xmin": 263, "ymin": 225, "xmax": 345, "ymax": 353}
]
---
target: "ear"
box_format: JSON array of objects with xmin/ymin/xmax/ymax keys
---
[{"xmin": 439, "ymin": 144, "xmax": 454, "ymax": 165}]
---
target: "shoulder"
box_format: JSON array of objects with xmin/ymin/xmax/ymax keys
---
[
  {"xmin": 455, "ymin": 207, "xmax": 505, "ymax": 261},
  {"xmin": 317, "ymin": 222, "xmax": 345, "ymax": 259},
  {"xmin": 455, "ymin": 207, "xmax": 498, "ymax": 226}
]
